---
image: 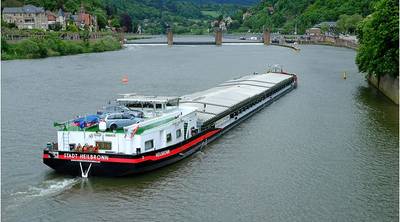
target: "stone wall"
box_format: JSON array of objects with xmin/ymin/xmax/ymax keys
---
[
  {"xmin": 298, "ymin": 36, "xmax": 358, "ymax": 50},
  {"xmin": 368, "ymin": 74, "xmax": 399, "ymax": 104}
]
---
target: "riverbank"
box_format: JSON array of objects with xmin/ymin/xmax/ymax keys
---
[{"xmin": 1, "ymin": 35, "xmax": 122, "ymax": 60}]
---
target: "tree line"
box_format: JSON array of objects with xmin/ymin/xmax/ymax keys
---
[{"xmin": 356, "ymin": 0, "xmax": 398, "ymax": 78}]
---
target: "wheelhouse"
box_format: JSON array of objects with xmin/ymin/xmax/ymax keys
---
[{"xmin": 54, "ymin": 95, "xmax": 198, "ymax": 156}]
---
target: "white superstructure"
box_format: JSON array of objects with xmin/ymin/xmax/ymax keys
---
[{"xmin": 56, "ymin": 96, "xmax": 198, "ymax": 155}]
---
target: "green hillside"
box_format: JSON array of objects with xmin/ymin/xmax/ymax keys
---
[
  {"xmin": 1, "ymin": 0, "xmax": 377, "ymax": 34},
  {"xmin": 1, "ymin": 0, "xmax": 246, "ymax": 34},
  {"xmin": 233, "ymin": 0, "xmax": 374, "ymax": 33}
]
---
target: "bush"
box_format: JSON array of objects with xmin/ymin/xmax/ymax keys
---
[
  {"xmin": 14, "ymin": 39, "xmax": 41, "ymax": 58},
  {"xmin": 90, "ymin": 36, "xmax": 121, "ymax": 52},
  {"xmin": 63, "ymin": 41, "xmax": 84, "ymax": 54},
  {"xmin": 1, "ymin": 37, "xmax": 9, "ymax": 53}
]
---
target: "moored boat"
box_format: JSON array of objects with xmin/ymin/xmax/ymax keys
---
[{"xmin": 43, "ymin": 66, "xmax": 298, "ymax": 177}]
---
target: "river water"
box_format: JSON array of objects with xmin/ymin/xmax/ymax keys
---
[{"xmin": 1, "ymin": 44, "xmax": 398, "ymax": 221}]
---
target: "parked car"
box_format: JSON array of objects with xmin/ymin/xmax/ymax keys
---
[
  {"xmin": 97, "ymin": 105, "xmax": 144, "ymax": 118},
  {"xmin": 239, "ymin": 36, "xmax": 246, "ymax": 40},
  {"xmin": 104, "ymin": 113, "xmax": 142, "ymax": 131}
]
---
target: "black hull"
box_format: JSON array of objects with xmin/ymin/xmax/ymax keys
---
[
  {"xmin": 43, "ymin": 138, "xmax": 207, "ymax": 177},
  {"xmin": 43, "ymin": 84, "xmax": 295, "ymax": 177}
]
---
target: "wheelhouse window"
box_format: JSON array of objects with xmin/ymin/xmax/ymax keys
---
[
  {"xmin": 166, "ymin": 133, "xmax": 172, "ymax": 142},
  {"xmin": 114, "ymin": 114, "xmax": 123, "ymax": 119},
  {"xmin": 107, "ymin": 114, "xmax": 116, "ymax": 120},
  {"xmin": 122, "ymin": 113, "xmax": 131, "ymax": 119},
  {"xmin": 96, "ymin": 141, "xmax": 112, "ymax": 150},
  {"xmin": 176, "ymin": 129, "xmax": 182, "ymax": 138},
  {"xmin": 145, "ymin": 140, "xmax": 154, "ymax": 150}
]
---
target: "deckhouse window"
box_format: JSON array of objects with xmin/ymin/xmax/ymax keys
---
[
  {"xmin": 145, "ymin": 140, "xmax": 154, "ymax": 150},
  {"xmin": 176, "ymin": 129, "xmax": 182, "ymax": 138},
  {"xmin": 166, "ymin": 133, "xmax": 172, "ymax": 142},
  {"xmin": 96, "ymin": 141, "xmax": 112, "ymax": 150}
]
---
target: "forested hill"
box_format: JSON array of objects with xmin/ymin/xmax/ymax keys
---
[
  {"xmin": 1, "ymin": 0, "xmax": 250, "ymax": 34},
  {"xmin": 1, "ymin": 0, "xmax": 377, "ymax": 34},
  {"xmin": 187, "ymin": 0, "xmax": 257, "ymax": 5},
  {"xmin": 240, "ymin": 0, "xmax": 374, "ymax": 33}
]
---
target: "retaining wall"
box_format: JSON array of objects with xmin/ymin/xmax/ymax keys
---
[{"xmin": 368, "ymin": 74, "xmax": 399, "ymax": 104}]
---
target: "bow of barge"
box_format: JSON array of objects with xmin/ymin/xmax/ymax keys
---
[{"xmin": 43, "ymin": 69, "xmax": 297, "ymax": 177}]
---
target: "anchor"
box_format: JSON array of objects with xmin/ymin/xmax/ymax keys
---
[{"xmin": 79, "ymin": 162, "xmax": 92, "ymax": 178}]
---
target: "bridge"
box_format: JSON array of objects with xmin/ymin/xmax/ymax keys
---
[{"xmin": 125, "ymin": 28, "xmax": 271, "ymax": 46}]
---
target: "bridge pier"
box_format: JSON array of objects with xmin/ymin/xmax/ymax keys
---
[
  {"xmin": 167, "ymin": 28, "xmax": 173, "ymax": 46},
  {"xmin": 215, "ymin": 28, "xmax": 222, "ymax": 46},
  {"xmin": 263, "ymin": 30, "xmax": 270, "ymax": 45}
]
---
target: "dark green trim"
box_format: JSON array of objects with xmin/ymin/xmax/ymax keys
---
[{"xmin": 136, "ymin": 117, "xmax": 176, "ymax": 135}]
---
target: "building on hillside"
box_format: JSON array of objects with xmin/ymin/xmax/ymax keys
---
[
  {"xmin": 47, "ymin": 9, "xmax": 67, "ymax": 30},
  {"xmin": 71, "ymin": 5, "xmax": 97, "ymax": 31},
  {"xmin": 224, "ymin": 17, "xmax": 233, "ymax": 27},
  {"xmin": 219, "ymin": 21, "xmax": 227, "ymax": 31},
  {"xmin": 46, "ymin": 11, "xmax": 56, "ymax": 25},
  {"xmin": 56, "ymin": 9, "xmax": 66, "ymax": 30},
  {"xmin": 2, "ymin": 5, "xmax": 48, "ymax": 30},
  {"xmin": 305, "ymin": 27, "xmax": 321, "ymax": 36},
  {"xmin": 137, "ymin": 24, "xmax": 142, "ymax": 34},
  {"xmin": 314, "ymin": 21, "xmax": 337, "ymax": 35}
]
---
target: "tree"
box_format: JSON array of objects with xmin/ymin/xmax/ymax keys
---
[
  {"xmin": 105, "ymin": 4, "xmax": 117, "ymax": 17},
  {"xmin": 66, "ymin": 21, "xmax": 79, "ymax": 32},
  {"xmin": 229, "ymin": 20, "xmax": 241, "ymax": 30},
  {"xmin": 337, "ymin": 14, "xmax": 363, "ymax": 34},
  {"xmin": 120, "ymin": 13, "xmax": 132, "ymax": 32},
  {"xmin": 1, "ymin": 37, "xmax": 9, "ymax": 53},
  {"xmin": 110, "ymin": 17, "xmax": 120, "ymax": 28},
  {"xmin": 347, "ymin": 14, "xmax": 363, "ymax": 34},
  {"xmin": 337, "ymin": 14, "xmax": 350, "ymax": 34},
  {"xmin": 80, "ymin": 29, "xmax": 90, "ymax": 45},
  {"xmin": 320, "ymin": 23, "xmax": 329, "ymax": 34},
  {"xmin": 356, "ymin": 0, "xmax": 399, "ymax": 79},
  {"xmin": 49, "ymin": 23, "xmax": 62, "ymax": 31},
  {"xmin": 2, "ymin": 0, "xmax": 23, "ymax": 7},
  {"xmin": 93, "ymin": 9, "xmax": 107, "ymax": 30}
]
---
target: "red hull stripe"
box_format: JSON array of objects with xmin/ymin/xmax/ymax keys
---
[{"xmin": 43, "ymin": 129, "xmax": 221, "ymax": 164}]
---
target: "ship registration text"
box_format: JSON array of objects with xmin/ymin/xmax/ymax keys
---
[
  {"xmin": 156, "ymin": 150, "xmax": 170, "ymax": 157},
  {"xmin": 64, "ymin": 153, "xmax": 109, "ymax": 161}
]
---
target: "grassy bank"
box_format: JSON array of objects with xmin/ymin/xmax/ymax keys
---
[{"xmin": 1, "ymin": 35, "xmax": 122, "ymax": 60}]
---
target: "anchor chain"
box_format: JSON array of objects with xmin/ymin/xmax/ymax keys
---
[{"xmin": 79, "ymin": 162, "xmax": 92, "ymax": 178}]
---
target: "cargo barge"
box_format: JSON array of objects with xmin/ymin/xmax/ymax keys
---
[{"xmin": 43, "ymin": 67, "xmax": 297, "ymax": 177}]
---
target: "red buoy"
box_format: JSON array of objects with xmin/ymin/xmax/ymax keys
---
[{"xmin": 121, "ymin": 75, "xmax": 128, "ymax": 84}]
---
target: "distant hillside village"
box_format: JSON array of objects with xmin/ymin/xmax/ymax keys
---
[{"xmin": 2, "ymin": 4, "xmax": 98, "ymax": 31}]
